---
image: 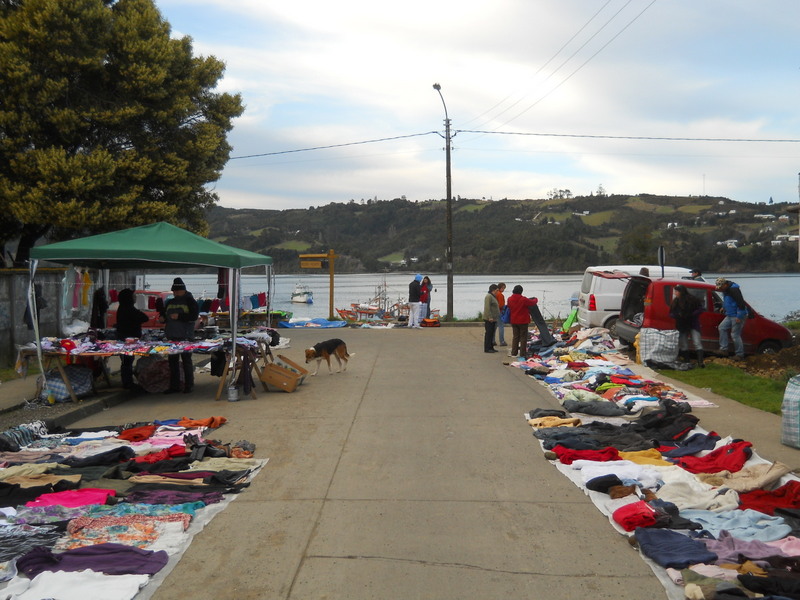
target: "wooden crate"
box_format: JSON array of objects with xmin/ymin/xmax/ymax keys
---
[
  {"xmin": 274, "ymin": 355, "xmax": 309, "ymax": 385},
  {"xmin": 259, "ymin": 363, "xmax": 302, "ymax": 393}
]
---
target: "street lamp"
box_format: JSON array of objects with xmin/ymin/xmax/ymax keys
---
[{"xmin": 432, "ymin": 83, "xmax": 453, "ymax": 321}]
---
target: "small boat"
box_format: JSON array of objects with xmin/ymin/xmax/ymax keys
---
[{"xmin": 291, "ymin": 283, "xmax": 314, "ymax": 304}]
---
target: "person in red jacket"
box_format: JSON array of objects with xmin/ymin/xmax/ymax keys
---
[{"xmin": 506, "ymin": 285, "xmax": 538, "ymax": 357}]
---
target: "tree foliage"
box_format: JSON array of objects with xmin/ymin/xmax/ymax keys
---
[{"xmin": 0, "ymin": 0, "xmax": 243, "ymax": 264}]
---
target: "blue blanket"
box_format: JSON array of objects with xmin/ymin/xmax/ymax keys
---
[{"xmin": 278, "ymin": 318, "xmax": 347, "ymax": 329}]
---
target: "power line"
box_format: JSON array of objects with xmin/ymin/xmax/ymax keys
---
[
  {"xmin": 494, "ymin": 0, "xmax": 658, "ymax": 129},
  {"xmin": 464, "ymin": 0, "xmax": 614, "ymax": 128},
  {"xmin": 229, "ymin": 131, "xmax": 437, "ymax": 160},
  {"xmin": 230, "ymin": 129, "xmax": 800, "ymax": 163},
  {"xmin": 456, "ymin": 130, "xmax": 800, "ymax": 143}
]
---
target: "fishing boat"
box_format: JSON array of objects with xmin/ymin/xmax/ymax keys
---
[
  {"xmin": 337, "ymin": 275, "xmax": 411, "ymax": 322},
  {"xmin": 290, "ymin": 283, "xmax": 314, "ymax": 304}
]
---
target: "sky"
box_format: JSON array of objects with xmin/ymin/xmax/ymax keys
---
[{"xmin": 156, "ymin": 0, "xmax": 800, "ymax": 211}]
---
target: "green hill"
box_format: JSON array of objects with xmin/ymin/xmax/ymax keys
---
[{"xmin": 207, "ymin": 194, "xmax": 800, "ymax": 275}]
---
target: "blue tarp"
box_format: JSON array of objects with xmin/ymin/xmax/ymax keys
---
[{"xmin": 278, "ymin": 318, "xmax": 348, "ymax": 328}]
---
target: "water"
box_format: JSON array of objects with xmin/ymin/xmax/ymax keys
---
[{"xmin": 141, "ymin": 272, "xmax": 800, "ymax": 322}]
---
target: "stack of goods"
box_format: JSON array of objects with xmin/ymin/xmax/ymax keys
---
[
  {"xmin": 517, "ymin": 333, "xmax": 800, "ymax": 599},
  {"xmin": 0, "ymin": 416, "xmax": 263, "ymax": 599}
]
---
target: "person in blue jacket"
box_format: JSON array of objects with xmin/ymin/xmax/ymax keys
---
[{"xmin": 715, "ymin": 277, "xmax": 748, "ymax": 360}]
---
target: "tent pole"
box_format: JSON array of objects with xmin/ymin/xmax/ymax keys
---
[
  {"xmin": 28, "ymin": 260, "xmax": 47, "ymax": 398},
  {"xmin": 226, "ymin": 267, "xmax": 239, "ymax": 390}
]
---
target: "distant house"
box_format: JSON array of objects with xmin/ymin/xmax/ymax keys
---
[
  {"xmin": 779, "ymin": 215, "xmax": 790, "ymax": 222},
  {"xmin": 716, "ymin": 239, "xmax": 739, "ymax": 248},
  {"xmin": 754, "ymin": 214, "xmax": 776, "ymax": 220},
  {"xmin": 771, "ymin": 240, "xmax": 783, "ymax": 246}
]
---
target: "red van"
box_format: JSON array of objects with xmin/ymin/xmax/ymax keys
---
[{"xmin": 614, "ymin": 276, "xmax": 792, "ymax": 355}]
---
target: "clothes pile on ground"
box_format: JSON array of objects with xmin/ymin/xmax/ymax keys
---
[
  {"xmin": 0, "ymin": 416, "xmax": 264, "ymax": 599},
  {"xmin": 516, "ymin": 328, "xmax": 800, "ymax": 599}
]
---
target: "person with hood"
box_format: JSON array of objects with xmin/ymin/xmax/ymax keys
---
[
  {"xmin": 115, "ymin": 288, "xmax": 148, "ymax": 389},
  {"xmin": 420, "ymin": 276, "xmax": 433, "ymax": 320},
  {"xmin": 506, "ymin": 285, "xmax": 539, "ymax": 358},
  {"xmin": 716, "ymin": 277, "xmax": 748, "ymax": 361},
  {"xmin": 669, "ymin": 284, "xmax": 704, "ymax": 367},
  {"xmin": 483, "ymin": 284, "xmax": 500, "ymax": 353},
  {"xmin": 161, "ymin": 277, "xmax": 200, "ymax": 393},
  {"xmin": 407, "ymin": 274, "xmax": 422, "ymax": 329}
]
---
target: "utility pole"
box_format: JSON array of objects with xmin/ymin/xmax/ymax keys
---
[{"xmin": 433, "ymin": 83, "xmax": 453, "ymax": 321}]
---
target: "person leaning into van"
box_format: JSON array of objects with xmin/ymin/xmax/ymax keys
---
[
  {"xmin": 669, "ymin": 284, "xmax": 704, "ymax": 368},
  {"xmin": 506, "ymin": 285, "xmax": 538, "ymax": 358},
  {"xmin": 716, "ymin": 277, "xmax": 747, "ymax": 361}
]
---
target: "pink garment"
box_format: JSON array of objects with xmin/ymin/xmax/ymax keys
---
[
  {"xmin": 72, "ymin": 270, "xmax": 81, "ymax": 309},
  {"xmin": 26, "ymin": 488, "xmax": 116, "ymax": 508},
  {"xmin": 765, "ymin": 535, "xmax": 800, "ymax": 556}
]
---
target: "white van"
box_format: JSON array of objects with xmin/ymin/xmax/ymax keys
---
[{"xmin": 576, "ymin": 265, "xmax": 693, "ymax": 332}]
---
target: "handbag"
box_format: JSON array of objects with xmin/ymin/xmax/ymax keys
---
[{"xmin": 500, "ymin": 305, "xmax": 511, "ymax": 324}]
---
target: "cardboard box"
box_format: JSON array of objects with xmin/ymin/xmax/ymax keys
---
[{"xmin": 259, "ymin": 363, "xmax": 302, "ymax": 393}]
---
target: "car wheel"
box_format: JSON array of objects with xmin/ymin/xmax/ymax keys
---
[
  {"xmin": 605, "ymin": 316, "xmax": 618, "ymax": 337},
  {"xmin": 757, "ymin": 340, "xmax": 781, "ymax": 354}
]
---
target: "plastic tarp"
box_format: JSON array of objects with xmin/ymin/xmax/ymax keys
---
[{"xmin": 278, "ymin": 318, "xmax": 347, "ymax": 329}]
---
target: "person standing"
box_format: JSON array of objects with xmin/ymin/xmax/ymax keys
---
[
  {"xmin": 716, "ymin": 277, "xmax": 747, "ymax": 361},
  {"xmin": 669, "ymin": 284, "xmax": 704, "ymax": 367},
  {"xmin": 407, "ymin": 274, "xmax": 422, "ymax": 328},
  {"xmin": 162, "ymin": 277, "xmax": 199, "ymax": 393},
  {"xmin": 493, "ymin": 283, "xmax": 507, "ymax": 347},
  {"xmin": 689, "ymin": 268, "xmax": 705, "ymax": 281},
  {"xmin": 115, "ymin": 288, "xmax": 148, "ymax": 389},
  {"xmin": 419, "ymin": 276, "xmax": 432, "ymax": 321},
  {"xmin": 506, "ymin": 285, "xmax": 538, "ymax": 358},
  {"xmin": 483, "ymin": 284, "xmax": 500, "ymax": 353}
]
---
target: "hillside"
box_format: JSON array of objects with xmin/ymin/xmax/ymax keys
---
[{"xmin": 206, "ymin": 194, "xmax": 800, "ymax": 275}]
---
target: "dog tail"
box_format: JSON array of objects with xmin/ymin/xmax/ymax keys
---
[{"xmin": 346, "ymin": 351, "xmax": 355, "ymax": 358}]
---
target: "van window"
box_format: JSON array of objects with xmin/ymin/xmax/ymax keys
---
[
  {"xmin": 580, "ymin": 271, "xmax": 594, "ymax": 294},
  {"xmin": 688, "ymin": 288, "xmax": 708, "ymax": 311}
]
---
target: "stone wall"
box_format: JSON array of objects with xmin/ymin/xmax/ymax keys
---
[{"xmin": 0, "ymin": 269, "xmax": 137, "ymax": 367}]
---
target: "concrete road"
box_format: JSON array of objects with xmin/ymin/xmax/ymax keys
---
[{"xmin": 63, "ymin": 326, "xmax": 798, "ymax": 600}]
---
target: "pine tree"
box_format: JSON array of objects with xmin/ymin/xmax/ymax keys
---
[{"xmin": 0, "ymin": 0, "xmax": 244, "ymax": 264}]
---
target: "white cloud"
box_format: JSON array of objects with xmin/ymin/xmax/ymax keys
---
[{"xmin": 157, "ymin": 0, "xmax": 800, "ymax": 209}]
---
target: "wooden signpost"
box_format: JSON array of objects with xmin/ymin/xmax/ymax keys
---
[{"xmin": 299, "ymin": 249, "xmax": 338, "ymax": 320}]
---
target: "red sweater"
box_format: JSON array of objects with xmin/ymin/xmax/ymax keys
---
[{"xmin": 506, "ymin": 293, "xmax": 537, "ymax": 325}]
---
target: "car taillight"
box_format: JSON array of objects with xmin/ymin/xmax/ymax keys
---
[{"xmin": 589, "ymin": 294, "xmax": 597, "ymax": 311}]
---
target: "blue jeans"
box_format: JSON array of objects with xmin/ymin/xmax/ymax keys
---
[
  {"xmin": 495, "ymin": 320, "xmax": 506, "ymax": 344},
  {"xmin": 718, "ymin": 316, "xmax": 744, "ymax": 357}
]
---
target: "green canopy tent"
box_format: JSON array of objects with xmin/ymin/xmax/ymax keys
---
[{"xmin": 28, "ymin": 222, "xmax": 274, "ymax": 395}]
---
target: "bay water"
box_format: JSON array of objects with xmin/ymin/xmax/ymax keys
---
[{"xmin": 142, "ymin": 271, "xmax": 799, "ymax": 323}]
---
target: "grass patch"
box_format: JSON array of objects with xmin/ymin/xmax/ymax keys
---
[
  {"xmin": 581, "ymin": 210, "xmax": 615, "ymax": 226},
  {"xmin": 379, "ymin": 252, "xmax": 404, "ymax": 263},
  {"xmin": 655, "ymin": 363, "xmax": 787, "ymax": 414},
  {"xmin": 273, "ymin": 240, "xmax": 311, "ymax": 251},
  {"xmin": 0, "ymin": 365, "xmax": 39, "ymax": 383}
]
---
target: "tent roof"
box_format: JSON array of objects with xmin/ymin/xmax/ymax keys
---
[{"xmin": 30, "ymin": 222, "xmax": 272, "ymax": 269}]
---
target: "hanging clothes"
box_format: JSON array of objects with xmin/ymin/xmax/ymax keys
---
[
  {"xmin": 72, "ymin": 269, "xmax": 82, "ymax": 309},
  {"xmin": 81, "ymin": 271, "xmax": 92, "ymax": 306},
  {"xmin": 217, "ymin": 268, "xmax": 228, "ymax": 300},
  {"xmin": 90, "ymin": 287, "xmax": 109, "ymax": 329}
]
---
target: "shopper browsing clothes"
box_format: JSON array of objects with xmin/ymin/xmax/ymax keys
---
[
  {"xmin": 114, "ymin": 288, "xmax": 148, "ymax": 389},
  {"xmin": 407, "ymin": 274, "xmax": 422, "ymax": 328},
  {"xmin": 715, "ymin": 277, "xmax": 747, "ymax": 361},
  {"xmin": 483, "ymin": 284, "xmax": 500, "ymax": 353},
  {"xmin": 162, "ymin": 277, "xmax": 199, "ymax": 393},
  {"xmin": 506, "ymin": 285, "xmax": 539, "ymax": 358}
]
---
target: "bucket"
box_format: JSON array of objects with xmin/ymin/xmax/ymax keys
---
[{"xmin": 227, "ymin": 386, "xmax": 240, "ymax": 402}]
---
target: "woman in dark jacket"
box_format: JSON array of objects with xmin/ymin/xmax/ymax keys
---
[
  {"xmin": 115, "ymin": 288, "xmax": 148, "ymax": 389},
  {"xmin": 161, "ymin": 277, "xmax": 200, "ymax": 393},
  {"xmin": 669, "ymin": 284, "xmax": 704, "ymax": 367}
]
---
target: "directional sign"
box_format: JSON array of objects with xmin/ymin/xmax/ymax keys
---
[{"xmin": 300, "ymin": 260, "xmax": 323, "ymax": 269}]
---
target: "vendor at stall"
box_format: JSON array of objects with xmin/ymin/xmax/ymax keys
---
[{"xmin": 162, "ymin": 277, "xmax": 199, "ymax": 394}]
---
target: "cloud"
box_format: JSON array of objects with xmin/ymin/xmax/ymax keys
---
[{"xmin": 157, "ymin": 0, "xmax": 800, "ymax": 210}]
